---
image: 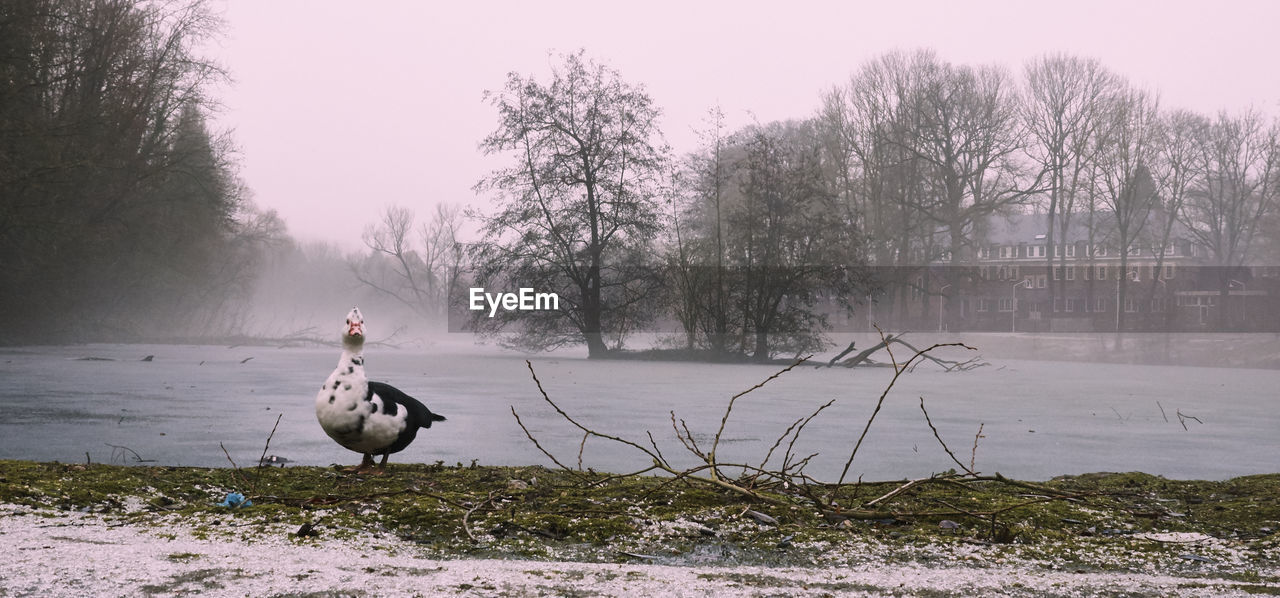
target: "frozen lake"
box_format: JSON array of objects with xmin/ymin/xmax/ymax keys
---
[{"xmin": 1, "ymin": 339, "xmax": 1276, "ymax": 481}]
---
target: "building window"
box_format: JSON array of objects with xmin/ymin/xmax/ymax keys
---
[
  {"xmin": 999, "ymin": 246, "xmax": 1014, "ymax": 259},
  {"xmin": 1066, "ymin": 298, "xmax": 1079, "ymax": 312},
  {"xmin": 1009, "ymin": 266, "xmax": 1019, "ymax": 279},
  {"xmin": 1053, "ymin": 267, "xmax": 1061, "ymax": 281},
  {"xmin": 1094, "ymin": 244, "xmax": 1108, "ymax": 257},
  {"xmin": 1094, "ymin": 298, "xmax": 1106, "ymax": 313},
  {"xmin": 1164, "ymin": 264, "xmax": 1175, "ymax": 279},
  {"xmin": 998, "ymin": 298, "xmax": 1014, "ymax": 312},
  {"xmin": 1152, "ymin": 297, "xmax": 1166, "ymax": 313},
  {"xmin": 1065, "ymin": 266, "xmax": 1075, "ymax": 281},
  {"xmin": 1053, "ymin": 297, "xmax": 1062, "ymax": 312},
  {"xmin": 979, "ymin": 266, "xmax": 989, "ymax": 280},
  {"xmin": 977, "ymin": 298, "xmax": 990, "ymax": 312},
  {"xmin": 1036, "ymin": 275, "xmax": 1047, "ymax": 288},
  {"xmin": 1124, "ymin": 297, "xmax": 1139, "ymax": 312},
  {"xmin": 1096, "ymin": 265, "xmax": 1107, "ymax": 281},
  {"xmin": 1066, "ymin": 244, "xmax": 1076, "ymax": 258},
  {"xmin": 978, "ymin": 246, "xmax": 990, "ymax": 260},
  {"xmin": 1128, "ymin": 245, "xmax": 1142, "ymax": 256}
]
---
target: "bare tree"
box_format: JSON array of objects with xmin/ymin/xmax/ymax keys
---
[
  {"xmin": 1093, "ymin": 86, "xmax": 1161, "ymax": 331},
  {"xmin": 472, "ymin": 50, "xmax": 668, "ymax": 357},
  {"xmin": 1022, "ymin": 54, "xmax": 1119, "ymax": 311},
  {"xmin": 666, "ymin": 106, "xmax": 734, "ymax": 354},
  {"xmin": 419, "ymin": 203, "xmax": 466, "ymax": 311},
  {"xmin": 819, "ymin": 51, "xmax": 940, "ymax": 326},
  {"xmin": 912, "ymin": 56, "xmax": 1036, "ymax": 263},
  {"xmin": 1144, "ymin": 109, "xmax": 1210, "ymax": 328},
  {"xmin": 729, "ymin": 120, "xmax": 865, "ymax": 361},
  {"xmin": 1179, "ymin": 109, "xmax": 1280, "ymax": 329},
  {"xmin": 353, "ymin": 203, "xmax": 463, "ymax": 319}
]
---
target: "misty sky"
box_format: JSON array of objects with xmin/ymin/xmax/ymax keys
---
[{"xmin": 204, "ymin": 0, "xmax": 1280, "ymax": 250}]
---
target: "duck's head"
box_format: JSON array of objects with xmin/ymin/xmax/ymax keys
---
[{"xmin": 342, "ymin": 307, "xmax": 365, "ymax": 349}]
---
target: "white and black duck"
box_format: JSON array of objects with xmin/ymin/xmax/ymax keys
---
[{"xmin": 315, "ymin": 307, "xmax": 445, "ymax": 472}]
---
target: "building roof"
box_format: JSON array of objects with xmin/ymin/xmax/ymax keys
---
[{"xmin": 976, "ymin": 209, "xmax": 1190, "ymax": 247}]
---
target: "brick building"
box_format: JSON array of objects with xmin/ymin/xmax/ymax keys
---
[{"xmin": 923, "ymin": 212, "xmax": 1279, "ymax": 332}]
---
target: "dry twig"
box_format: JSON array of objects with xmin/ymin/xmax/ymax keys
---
[
  {"xmin": 918, "ymin": 397, "xmax": 975, "ymax": 475},
  {"xmin": 708, "ymin": 355, "xmax": 810, "ymax": 478},
  {"xmin": 837, "ymin": 332, "xmax": 976, "ymax": 487},
  {"xmin": 970, "ymin": 422, "xmax": 985, "ymax": 473},
  {"xmin": 256, "ymin": 413, "xmax": 283, "ymax": 473}
]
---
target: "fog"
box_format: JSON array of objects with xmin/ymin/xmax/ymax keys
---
[{"xmin": 3, "ymin": 0, "xmax": 1279, "ymax": 486}]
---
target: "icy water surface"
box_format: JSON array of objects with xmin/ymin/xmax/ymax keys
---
[{"xmin": 0, "ymin": 341, "xmax": 1276, "ymax": 481}]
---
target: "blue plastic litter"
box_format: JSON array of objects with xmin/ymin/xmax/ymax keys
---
[{"xmin": 217, "ymin": 492, "xmax": 252, "ymax": 508}]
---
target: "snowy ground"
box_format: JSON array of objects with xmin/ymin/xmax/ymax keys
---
[
  {"xmin": 2, "ymin": 503, "xmax": 1273, "ymax": 597},
  {"xmin": 1, "ymin": 335, "xmax": 1278, "ymax": 480}
]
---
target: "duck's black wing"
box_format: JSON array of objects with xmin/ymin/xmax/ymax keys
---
[{"xmin": 367, "ymin": 381, "xmax": 446, "ymax": 455}]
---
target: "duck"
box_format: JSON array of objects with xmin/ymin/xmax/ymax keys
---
[{"xmin": 315, "ymin": 307, "xmax": 445, "ymax": 472}]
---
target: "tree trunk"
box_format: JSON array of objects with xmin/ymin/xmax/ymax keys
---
[{"xmin": 753, "ymin": 330, "xmax": 770, "ymax": 363}]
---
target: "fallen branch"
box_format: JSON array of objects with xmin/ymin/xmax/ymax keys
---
[
  {"xmin": 104, "ymin": 444, "xmax": 154, "ymax": 464},
  {"xmin": 825, "ymin": 332, "xmax": 984, "ymax": 372},
  {"xmin": 1176, "ymin": 409, "xmax": 1203, "ymax": 431},
  {"xmin": 463, "ymin": 491, "xmax": 496, "ymax": 542}
]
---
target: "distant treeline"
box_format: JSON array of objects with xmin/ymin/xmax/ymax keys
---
[
  {"xmin": 0, "ymin": 0, "xmax": 283, "ymax": 343},
  {"xmin": 456, "ymin": 50, "xmax": 1280, "ymax": 358}
]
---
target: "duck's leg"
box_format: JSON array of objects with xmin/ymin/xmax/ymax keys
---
[
  {"xmin": 378, "ymin": 453, "xmax": 390, "ymax": 470},
  {"xmin": 344, "ymin": 453, "xmax": 377, "ymax": 474}
]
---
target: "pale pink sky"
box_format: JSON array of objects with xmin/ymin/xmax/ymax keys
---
[{"xmin": 205, "ymin": 0, "xmax": 1280, "ymax": 249}]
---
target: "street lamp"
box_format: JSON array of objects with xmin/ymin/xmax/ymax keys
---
[
  {"xmin": 1011, "ymin": 279, "xmax": 1030, "ymax": 333},
  {"xmin": 1114, "ymin": 270, "xmax": 1140, "ymax": 332},
  {"xmin": 937, "ymin": 284, "xmax": 951, "ymax": 333}
]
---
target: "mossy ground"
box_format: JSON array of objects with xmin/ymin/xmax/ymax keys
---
[{"xmin": 1, "ymin": 459, "xmax": 1277, "ymax": 583}]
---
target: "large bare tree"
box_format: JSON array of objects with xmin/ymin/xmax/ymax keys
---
[
  {"xmin": 1022, "ymin": 54, "xmax": 1119, "ymax": 311},
  {"xmin": 819, "ymin": 51, "xmax": 944, "ymax": 325},
  {"xmin": 1093, "ymin": 86, "xmax": 1161, "ymax": 331},
  {"xmin": 472, "ymin": 50, "xmax": 668, "ymax": 357},
  {"xmin": 1143, "ymin": 109, "xmax": 1209, "ymax": 327},
  {"xmin": 1179, "ymin": 109, "xmax": 1279, "ymax": 329}
]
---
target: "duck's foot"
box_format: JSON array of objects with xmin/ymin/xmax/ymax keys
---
[{"xmin": 340, "ymin": 454, "xmax": 381, "ymax": 475}]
